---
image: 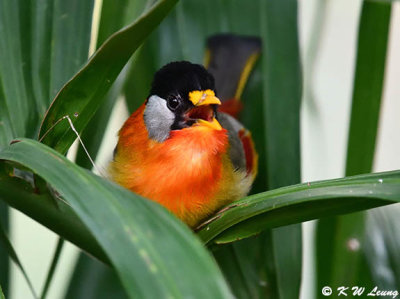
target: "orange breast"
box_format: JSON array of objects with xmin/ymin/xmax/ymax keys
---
[{"xmin": 109, "ymin": 104, "xmax": 230, "ymax": 226}]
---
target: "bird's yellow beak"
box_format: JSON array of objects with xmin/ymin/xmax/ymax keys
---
[
  {"xmin": 188, "ymin": 90, "xmax": 222, "ymax": 130},
  {"xmin": 195, "ymin": 118, "xmax": 222, "ymax": 130},
  {"xmin": 188, "ymin": 90, "xmax": 222, "ymax": 106}
]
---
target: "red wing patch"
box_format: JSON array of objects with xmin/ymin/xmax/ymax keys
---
[
  {"xmin": 219, "ymin": 98, "xmax": 243, "ymax": 119},
  {"xmin": 238, "ymin": 129, "xmax": 257, "ymax": 176}
]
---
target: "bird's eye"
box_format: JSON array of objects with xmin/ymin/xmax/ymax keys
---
[{"xmin": 167, "ymin": 96, "xmax": 180, "ymax": 111}]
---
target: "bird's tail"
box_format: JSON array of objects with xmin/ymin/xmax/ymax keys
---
[{"xmin": 205, "ymin": 34, "xmax": 262, "ymax": 118}]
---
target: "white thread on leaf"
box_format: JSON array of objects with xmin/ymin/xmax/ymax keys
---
[{"xmin": 39, "ymin": 115, "xmax": 105, "ymax": 177}]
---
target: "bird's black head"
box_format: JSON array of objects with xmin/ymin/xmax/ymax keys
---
[
  {"xmin": 144, "ymin": 61, "xmax": 223, "ymax": 142},
  {"xmin": 150, "ymin": 61, "xmax": 215, "ymax": 100}
]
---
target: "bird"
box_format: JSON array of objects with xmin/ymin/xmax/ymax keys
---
[{"xmin": 109, "ymin": 34, "xmax": 261, "ymax": 227}]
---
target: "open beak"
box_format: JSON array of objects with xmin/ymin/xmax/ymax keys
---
[{"xmin": 187, "ymin": 90, "xmax": 222, "ymax": 130}]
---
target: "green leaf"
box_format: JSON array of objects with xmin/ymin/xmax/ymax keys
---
[
  {"xmin": 32, "ymin": 0, "xmax": 94, "ymax": 119},
  {"xmin": 316, "ymin": 213, "xmax": 373, "ymax": 289},
  {"xmin": 124, "ymin": 38, "xmax": 159, "ymax": 112},
  {"xmin": 260, "ymin": 1, "xmax": 303, "ymax": 298},
  {"xmin": 365, "ymin": 206, "xmax": 400, "ymax": 289},
  {"xmin": 96, "ymin": 0, "xmax": 151, "ymax": 49},
  {"xmin": 302, "ymin": 0, "xmax": 329, "ymax": 113},
  {"xmin": 75, "ymin": 0, "xmax": 150, "ymax": 170},
  {"xmin": 0, "ymin": 163, "xmax": 107, "ymax": 263},
  {"xmin": 0, "ymin": 138, "xmax": 232, "ymax": 298},
  {"xmin": 95, "ymin": 0, "xmax": 131, "ymax": 48},
  {"xmin": 65, "ymin": 254, "xmax": 128, "ymax": 299},
  {"xmin": 0, "ymin": 83, "xmax": 14, "ymax": 147},
  {"xmin": 316, "ymin": 0, "xmax": 392, "ymax": 290},
  {"xmin": 40, "ymin": 238, "xmax": 64, "ymax": 299},
  {"xmin": 0, "ymin": 221, "xmax": 38, "ymax": 299},
  {"xmin": 213, "ymin": 238, "xmax": 264, "ymax": 299},
  {"xmin": 123, "ymin": 4, "xmax": 189, "ymax": 113},
  {"xmin": 197, "ymin": 170, "xmax": 399, "ymax": 244},
  {"xmin": 30, "ymin": 0, "xmax": 54, "ymax": 117},
  {"xmin": 261, "ymin": 2, "xmax": 302, "ymax": 188},
  {"xmin": 38, "ymin": 0, "xmax": 178, "ymax": 155},
  {"xmin": 346, "ymin": 2, "xmax": 391, "ymax": 176},
  {"xmin": 0, "ymin": 0, "xmax": 94, "ymax": 141},
  {"xmin": 0, "ymin": 284, "xmax": 4, "ymax": 299},
  {"xmin": 74, "ymin": 69, "xmax": 125, "ymax": 170},
  {"xmin": 1, "ymin": 3, "xmax": 94, "ymax": 293},
  {"xmin": 0, "ymin": 0, "xmax": 35, "ymax": 138}
]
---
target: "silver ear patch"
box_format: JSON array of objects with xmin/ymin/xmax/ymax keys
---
[{"xmin": 143, "ymin": 95, "xmax": 175, "ymax": 142}]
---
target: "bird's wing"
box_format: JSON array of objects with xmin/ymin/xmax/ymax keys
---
[{"xmin": 218, "ymin": 112, "xmax": 257, "ymax": 176}]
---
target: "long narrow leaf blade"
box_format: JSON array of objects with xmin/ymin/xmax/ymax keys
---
[
  {"xmin": 30, "ymin": 0, "xmax": 53, "ymax": 117},
  {"xmin": 261, "ymin": 1, "xmax": 303, "ymax": 298},
  {"xmin": 0, "ymin": 223, "xmax": 38, "ymax": 299},
  {"xmin": 0, "ymin": 138, "xmax": 232, "ymax": 298},
  {"xmin": 365, "ymin": 206, "xmax": 400, "ymax": 288},
  {"xmin": 197, "ymin": 170, "xmax": 399, "ymax": 244},
  {"xmin": 346, "ymin": 1, "xmax": 391, "ymax": 176},
  {"xmin": 75, "ymin": 0, "xmax": 149, "ymax": 170},
  {"xmin": 38, "ymin": 0, "xmax": 178, "ymax": 154},
  {"xmin": 0, "ymin": 80, "xmax": 14, "ymax": 147},
  {"xmin": 65, "ymin": 254, "xmax": 128, "ymax": 299},
  {"xmin": 0, "ymin": 164, "xmax": 107, "ymax": 263},
  {"xmin": 0, "ymin": 0, "xmax": 35, "ymax": 138},
  {"xmin": 32, "ymin": 0, "xmax": 94, "ymax": 118},
  {"xmin": 40, "ymin": 238, "xmax": 64, "ymax": 299},
  {"xmin": 316, "ymin": 0, "xmax": 392, "ymax": 290}
]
